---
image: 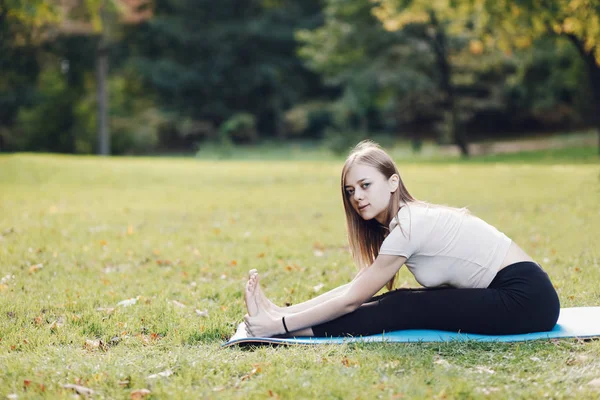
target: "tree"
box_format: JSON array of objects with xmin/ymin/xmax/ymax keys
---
[
  {"xmin": 129, "ymin": 0, "xmax": 324, "ymax": 142},
  {"xmin": 0, "ymin": 0, "xmax": 57, "ymax": 150},
  {"xmin": 473, "ymin": 0, "xmax": 600, "ymax": 153},
  {"xmin": 52, "ymin": 0, "xmax": 152, "ymax": 155},
  {"xmin": 297, "ymin": 0, "xmax": 439, "ymax": 140},
  {"xmin": 370, "ymin": 0, "xmax": 482, "ymax": 156}
]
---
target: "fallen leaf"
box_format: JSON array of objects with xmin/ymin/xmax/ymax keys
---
[
  {"xmin": 230, "ymin": 260, "xmax": 237, "ymax": 266},
  {"xmin": 28, "ymin": 264, "xmax": 43, "ymax": 274},
  {"xmin": 99, "ymin": 240, "xmax": 107, "ymax": 246},
  {"xmin": 62, "ymin": 384, "xmax": 94, "ymax": 396},
  {"xmin": 127, "ymin": 225, "xmax": 134, "ymax": 235},
  {"xmin": 49, "ymin": 319, "xmax": 63, "ymax": 331},
  {"xmin": 433, "ymin": 359, "xmax": 450, "ymax": 367},
  {"xmin": 84, "ymin": 339, "xmax": 107, "ymax": 351},
  {"xmin": 566, "ymin": 354, "xmax": 590, "ymax": 365},
  {"xmin": 96, "ymin": 307, "xmax": 116, "ymax": 315},
  {"xmin": 171, "ymin": 300, "xmax": 186, "ymax": 308},
  {"xmin": 130, "ymin": 389, "xmax": 151, "ymax": 399},
  {"xmin": 147, "ymin": 369, "xmax": 173, "ymax": 379},
  {"xmin": 195, "ymin": 309, "xmax": 209, "ymax": 317},
  {"xmin": 117, "ymin": 297, "xmax": 138, "ymax": 307},
  {"xmin": 475, "ymin": 365, "xmax": 495, "ymax": 374},
  {"xmin": 588, "ymin": 378, "xmax": 600, "ymax": 388},
  {"xmin": 341, "ymin": 357, "xmax": 358, "ymax": 367}
]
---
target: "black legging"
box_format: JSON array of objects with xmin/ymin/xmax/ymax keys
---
[{"xmin": 312, "ymin": 261, "xmax": 560, "ymax": 337}]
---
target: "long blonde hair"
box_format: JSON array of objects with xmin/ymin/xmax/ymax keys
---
[{"xmin": 341, "ymin": 140, "xmax": 415, "ymax": 290}]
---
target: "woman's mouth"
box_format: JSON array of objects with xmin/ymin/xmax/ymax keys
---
[{"xmin": 358, "ymin": 204, "xmax": 370, "ymax": 211}]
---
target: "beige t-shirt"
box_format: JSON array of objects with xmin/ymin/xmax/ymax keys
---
[{"xmin": 379, "ymin": 202, "xmax": 512, "ymax": 288}]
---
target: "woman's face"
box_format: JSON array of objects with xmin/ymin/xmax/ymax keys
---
[{"xmin": 344, "ymin": 163, "xmax": 398, "ymax": 224}]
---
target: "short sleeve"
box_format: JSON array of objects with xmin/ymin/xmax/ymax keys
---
[{"xmin": 379, "ymin": 224, "xmax": 417, "ymax": 259}]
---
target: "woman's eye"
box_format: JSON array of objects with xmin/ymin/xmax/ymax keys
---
[
  {"xmin": 361, "ymin": 183, "xmax": 370, "ymax": 189},
  {"xmin": 346, "ymin": 190, "xmax": 354, "ymax": 196}
]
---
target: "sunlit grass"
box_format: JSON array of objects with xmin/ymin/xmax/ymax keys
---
[{"xmin": 0, "ymin": 153, "xmax": 599, "ymax": 398}]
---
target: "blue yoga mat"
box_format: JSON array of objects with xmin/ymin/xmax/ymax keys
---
[{"xmin": 223, "ymin": 307, "xmax": 600, "ymax": 347}]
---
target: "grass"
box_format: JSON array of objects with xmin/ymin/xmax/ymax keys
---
[{"xmin": 0, "ymin": 151, "xmax": 599, "ymax": 399}]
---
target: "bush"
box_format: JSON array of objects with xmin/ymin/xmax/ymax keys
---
[
  {"xmin": 283, "ymin": 102, "xmax": 334, "ymax": 138},
  {"xmin": 218, "ymin": 112, "xmax": 257, "ymax": 144},
  {"xmin": 322, "ymin": 128, "xmax": 368, "ymax": 156}
]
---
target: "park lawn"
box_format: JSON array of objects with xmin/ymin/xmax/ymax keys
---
[{"xmin": 0, "ymin": 153, "xmax": 599, "ymax": 399}]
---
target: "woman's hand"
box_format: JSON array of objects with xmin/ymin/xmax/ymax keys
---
[{"xmin": 244, "ymin": 310, "xmax": 285, "ymax": 338}]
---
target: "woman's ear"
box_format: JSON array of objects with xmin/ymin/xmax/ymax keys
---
[{"xmin": 389, "ymin": 174, "xmax": 400, "ymax": 193}]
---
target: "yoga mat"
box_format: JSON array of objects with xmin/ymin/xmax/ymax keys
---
[{"xmin": 223, "ymin": 307, "xmax": 600, "ymax": 348}]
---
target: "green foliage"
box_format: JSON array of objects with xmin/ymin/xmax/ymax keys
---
[
  {"xmin": 218, "ymin": 113, "xmax": 258, "ymax": 144},
  {"xmin": 322, "ymin": 128, "xmax": 367, "ymax": 155},
  {"xmin": 283, "ymin": 101, "xmax": 335, "ymax": 137},
  {"xmin": 130, "ymin": 0, "xmax": 325, "ymax": 138}
]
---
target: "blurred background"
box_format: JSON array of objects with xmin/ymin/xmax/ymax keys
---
[{"xmin": 1, "ymin": 0, "xmax": 598, "ymax": 158}]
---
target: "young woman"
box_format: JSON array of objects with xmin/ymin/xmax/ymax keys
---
[{"xmin": 243, "ymin": 140, "xmax": 560, "ymax": 338}]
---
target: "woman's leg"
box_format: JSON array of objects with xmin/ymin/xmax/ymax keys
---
[{"xmin": 312, "ymin": 262, "xmax": 560, "ymax": 337}]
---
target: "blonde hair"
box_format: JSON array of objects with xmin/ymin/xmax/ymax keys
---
[{"xmin": 341, "ymin": 140, "xmax": 415, "ymax": 291}]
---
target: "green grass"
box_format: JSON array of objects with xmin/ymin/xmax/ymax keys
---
[{"xmin": 1, "ymin": 153, "xmax": 599, "ymax": 399}]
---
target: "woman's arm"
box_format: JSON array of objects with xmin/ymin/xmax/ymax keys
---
[
  {"xmin": 276, "ymin": 267, "xmax": 369, "ymax": 314},
  {"xmin": 245, "ymin": 255, "xmax": 406, "ymax": 337}
]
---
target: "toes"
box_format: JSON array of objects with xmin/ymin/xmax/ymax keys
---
[{"xmin": 248, "ymin": 269, "xmax": 257, "ymax": 279}]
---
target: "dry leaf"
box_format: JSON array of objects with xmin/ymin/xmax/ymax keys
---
[
  {"xmin": 62, "ymin": 384, "xmax": 94, "ymax": 396},
  {"xmin": 28, "ymin": 264, "xmax": 43, "ymax": 274},
  {"xmin": 84, "ymin": 339, "xmax": 106, "ymax": 351},
  {"xmin": 341, "ymin": 357, "xmax": 358, "ymax": 367},
  {"xmin": 475, "ymin": 365, "xmax": 495, "ymax": 374},
  {"xmin": 117, "ymin": 297, "xmax": 138, "ymax": 307},
  {"xmin": 171, "ymin": 300, "xmax": 186, "ymax": 308},
  {"xmin": 195, "ymin": 309, "xmax": 209, "ymax": 317},
  {"xmin": 49, "ymin": 319, "xmax": 63, "ymax": 331},
  {"xmin": 147, "ymin": 369, "xmax": 173, "ymax": 379},
  {"xmin": 130, "ymin": 388, "xmax": 151, "ymax": 399},
  {"xmin": 588, "ymin": 378, "xmax": 600, "ymax": 388},
  {"xmin": 566, "ymin": 354, "xmax": 590, "ymax": 365}
]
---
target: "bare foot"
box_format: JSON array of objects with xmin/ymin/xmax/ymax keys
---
[
  {"xmin": 244, "ymin": 269, "xmax": 259, "ymax": 316},
  {"xmin": 253, "ymin": 272, "xmax": 285, "ymax": 316}
]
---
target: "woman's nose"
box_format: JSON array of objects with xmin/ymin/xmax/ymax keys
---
[{"xmin": 354, "ymin": 189, "xmax": 363, "ymax": 201}]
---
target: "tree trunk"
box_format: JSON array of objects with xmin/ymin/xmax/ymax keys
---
[
  {"xmin": 97, "ymin": 3, "xmax": 110, "ymax": 156},
  {"xmin": 429, "ymin": 11, "xmax": 469, "ymax": 157},
  {"xmin": 96, "ymin": 44, "xmax": 109, "ymax": 155},
  {"xmin": 565, "ymin": 34, "xmax": 600, "ymax": 155}
]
